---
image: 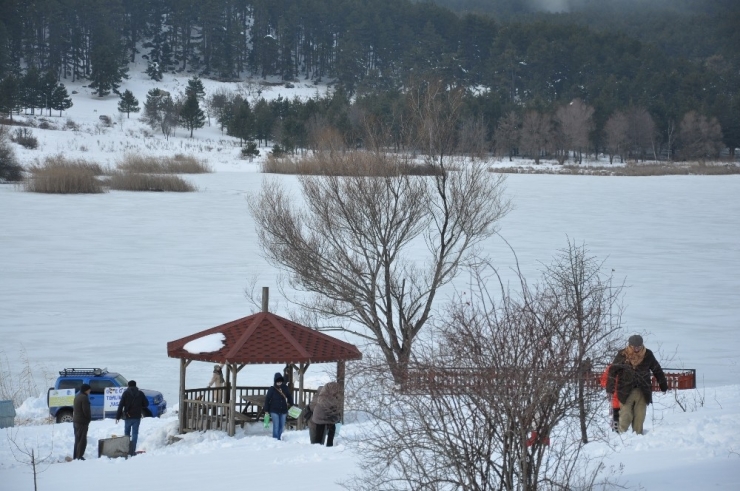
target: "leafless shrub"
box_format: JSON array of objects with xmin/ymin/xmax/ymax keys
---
[
  {"xmin": 24, "ymin": 155, "xmax": 106, "ymax": 193},
  {"xmin": 0, "ymin": 129, "xmax": 24, "ymax": 182},
  {"xmin": 0, "ymin": 348, "xmax": 51, "ymax": 409},
  {"xmin": 5, "ymin": 427, "xmax": 56, "ymax": 491},
  {"xmin": 117, "ymin": 153, "xmax": 212, "ymax": 173},
  {"xmin": 107, "ymin": 171, "xmax": 196, "ymax": 192},
  {"xmin": 64, "ymin": 118, "xmax": 80, "ymax": 131},
  {"xmin": 11, "ymin": 128, "xmax": 39, "ymax": 149},
  {"xmin": 345, "ymin": 243, "xmax": 623, "ymax": 490}
]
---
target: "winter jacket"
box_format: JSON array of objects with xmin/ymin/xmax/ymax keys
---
[
  {"xmin": 606, "ymin": 347, "xmax": 667, "ymax": 405},
  {"xmin": 310, "ymin": 382, "xmax": 341, "ymax": 425},
  {"xmin": 116, "ymin": 386, "xmax": 149, "ymax": 420},
  {"xmin": 264, "ymin": 373, "xmax": 293, "ymax": 414},
  {"xmin": 72, "ymin": 391, "xmax": 92, "ymax": 425}
]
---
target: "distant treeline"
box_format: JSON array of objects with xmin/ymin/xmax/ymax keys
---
[{"xmin": 0, "ymin": 0, "xmax": 738, "ymax": 154}]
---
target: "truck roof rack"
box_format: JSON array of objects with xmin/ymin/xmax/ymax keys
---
[{"xmin": 58, "ymin": 368, "xmax": 108, "ymax": 377}]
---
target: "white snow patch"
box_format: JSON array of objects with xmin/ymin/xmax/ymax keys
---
[{"xmin": 183, "ymin": 333, "xmax": 225, "ymax": 354}]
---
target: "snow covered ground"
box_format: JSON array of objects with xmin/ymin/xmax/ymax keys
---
[{"xmin": 1, "ymin": 67, "xmax": 740, "ymax": 489}]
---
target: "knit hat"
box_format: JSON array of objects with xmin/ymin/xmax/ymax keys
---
[
  {"xmin": 274, "ymin": 372, "xmax": 284, "ymax": 383},
  {"xmin": 80, "ymin": 384, "xmax": 91, "ymax": 393},
  {"xmin": 628, "ymin": 334, "xmax": 644, "ymax": 347}
]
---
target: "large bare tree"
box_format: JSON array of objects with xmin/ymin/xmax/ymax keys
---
[
  {"xmin": 520, "ymin": 110, "xmax": 552, "ymax": 165},
  {"xmin": 603, "ymin": 111, "xmax": 629, "ymax": 164},
  {"xmin": 248, "ymin": 153, "xmax": 509, "ymax": 382},
  {"xmin": 679, "ymin": 110, "xmax": 724, "ymax": 163},
  {"xmin": 625, "ymin": 107, "xmax": 656, "ymax": 161},
  {"xmin": 494, "ymin": 111, "xmax": 521, "ymax": 162},
  {"xmin": 553, "ymin": 99, "xmax": 594, "ymax": 164}
]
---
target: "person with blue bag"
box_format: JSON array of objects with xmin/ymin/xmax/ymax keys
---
[{"xmin": 264, "ymin": 372, "xmax": 293, "ymax": 440}]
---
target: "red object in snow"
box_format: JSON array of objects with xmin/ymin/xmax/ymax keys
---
[{"xmin": 526, "ymin": 431, "xmax": 550, "ymax": 447}]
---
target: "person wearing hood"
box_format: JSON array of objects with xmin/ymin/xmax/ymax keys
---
[
  {"xmin": 309, "ymin": 381, "xmax": 341, "ymax": 447},
  {"xmin": 263, "ymin": 372, "xmax": 293, "ymax": 440},
  {"xmin": 606, "ymin": 334, "xmax": 668, "ymax": 434},
  {"xmin": 72, "ymin": 384, "xmax": 92, "ymax": 460},
  {"xmin": 116, "ymin": 380, "xmax": 149, "ymax": 455}
]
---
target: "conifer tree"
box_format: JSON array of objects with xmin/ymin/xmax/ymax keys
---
[
  {"xmin": 50, "ymin": 83, "xmax": 73, "ymax": 116},
  {"xmin": 117, "ymin": 89, "xmax": 140, "ymax": 118},
  {"xmin": 0, "ymin": 74, "xmax": 20, "ymax": 120},
  {"xmin": 39, "ymin": 71, "xmax": 57, "ymax": 116},
  {"xmin": 146, "ymin": 61, "xmax": 163, "ymax": 81},
  {"xmin": 185, "ymin": 76, "xmax": 205, "ymax": 101},
  {"xmin": 89, "ymin": 29, "xmax": 129, "ymax": 97},
  {"xmin": 179, "ymin": 92, "xmax": 205, "ymax": 137}
]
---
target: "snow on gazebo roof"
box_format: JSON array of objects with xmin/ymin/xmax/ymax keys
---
[{"xmin": 166, "ymin": 311, "xmax": 362, "ymax": 365}]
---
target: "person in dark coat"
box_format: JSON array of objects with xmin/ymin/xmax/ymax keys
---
[
  {"xmin": 606, "ymin": 334, "xmax": 668, "ymax": 434},
  {"xmin": 116, "ymin": 380, "xmax": 149, "ymax": 455},
  {"xmin": 72, "ymin": 384, "xmax": 92, "ymax": 460},
  {"xmin": 263, "ymin": 372, "xmax": 293, "ymax": 440},
  {"xmin": 309, "ymin": 382, "xmax": 341, "ymax": 447}
]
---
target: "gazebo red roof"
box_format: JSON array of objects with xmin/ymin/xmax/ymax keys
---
[{"xmin": 166, "ymin": 311, "xmax": 362, "ymax": 364}]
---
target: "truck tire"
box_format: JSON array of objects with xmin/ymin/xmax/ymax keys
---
[{"xmin": 56, "ymin": 409, "xmax": 73, "ymax": 423}]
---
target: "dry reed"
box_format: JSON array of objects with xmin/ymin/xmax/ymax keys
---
[
  {"xmin": 107, "ymin": 171, "xmax": 196, "ymax": 192},
  {"xmin": 117, "ymin": 153, "xmax": 212, "ymax": 174},
  {"xmin": 261, "ymin": 150, "xmax": 443, "ymax": 176},
  {"xmin": 24, "ymin": 155, "xmax": 106, "ymax": 193}
]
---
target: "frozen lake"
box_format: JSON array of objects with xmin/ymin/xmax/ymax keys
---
[{"xmin": 2, "ymin": 173, "xmax": 739, "ymax": 404}]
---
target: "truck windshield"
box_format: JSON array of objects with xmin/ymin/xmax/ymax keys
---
[{"xmin": 114, "ymin": 375, "xmax": 128, "ymax": 386}]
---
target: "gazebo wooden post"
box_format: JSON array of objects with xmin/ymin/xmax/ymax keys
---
[
  {"xmin": 228, "ymin": 362, "xmax": 237, "ymax": 436},
  {"xmin": 178, "ymin": 358, "xmax": 190, "ymax": 434},
  {"xmin": 297, "ymin": 362, "xmax": 305, "ymax": 430},
  {"xmin": 337, "ymin": 360, "xmax": 346, "ymax": 423}
]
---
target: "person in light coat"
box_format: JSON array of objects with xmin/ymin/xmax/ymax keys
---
[{"xmin": 309, "ymin": 381, "xmax": 341, "ymax": 447}]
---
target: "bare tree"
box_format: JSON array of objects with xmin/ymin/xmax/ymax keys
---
[
  {"xmin": 6, "ymin": 426, "xmax": 56, "ymax": 491},
  {"xmin": 457, "ymin": 115, "xmax": 489, "ymax": 160},
  {"xmin": 625, "ymin": 107, "xmax": 655, "ymax": 161},
  {"xmin": 553, "ymin": 99, "xmax": 594, "ymax": 164},
  {"xmin": 603, "ymin": 111, "xmax": 629, "ymax": 164},
  {"xmin": 494, "ymin": 111, "xmax": 520, "ymax": 162},
  {"xmin": 679, "ymin": 110, "xmax": 724, "ymax": 164},
  {"xmin": 248, "ymin": 154, "xmax": 509, "ymax": 383},
  {"xmin": 407, "ymin": 80, "xmax": 466, "ymax": 164},
  {"xmin": 540, "ymin": 240, "xmax": 625, "ymax": 443},
  {"xmin": 345, "ymin": 249, "xmax": 621, "ymax": 490},
  {"xmin": 520, "ymin": 111, "xmax": 552, "ymax": 165}
]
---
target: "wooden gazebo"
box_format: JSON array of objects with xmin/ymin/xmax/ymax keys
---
[{"xmin": 166, "ymin": 291, "xmax": 363, "ymax": 436}]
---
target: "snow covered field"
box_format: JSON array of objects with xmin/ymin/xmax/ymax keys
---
[{"xmin": 2, "ymin": 69, "xmax": 740, "ymax": 489}]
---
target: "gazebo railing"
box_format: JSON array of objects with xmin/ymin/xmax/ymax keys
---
[{"xmin": 181, "ymin": 386, "xmax": 318, "ymax": 433}]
